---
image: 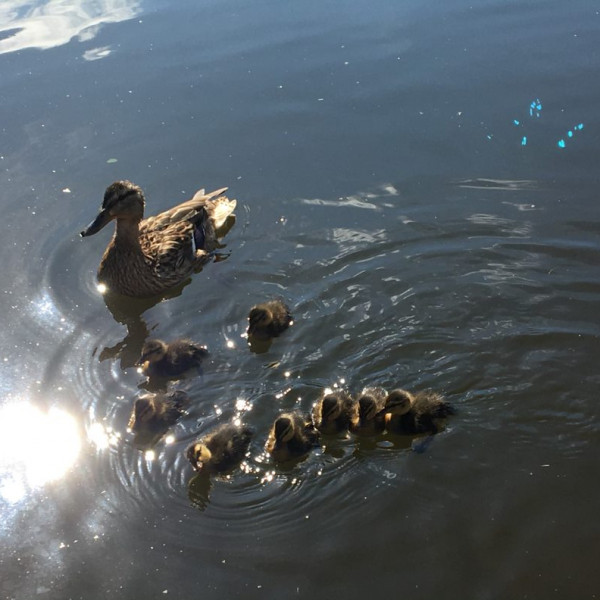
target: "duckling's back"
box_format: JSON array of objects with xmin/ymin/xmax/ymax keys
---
[
  {"xmin": 205, "ymin": 423, "xmax": 253, "ymax": 472},
  {"xmin": 390, "ymin": 391, "xmax": 454, "ymax": 434},
  {"xmin": 146, "ymin": 340, "xmax": 208, "ymax": 378}
]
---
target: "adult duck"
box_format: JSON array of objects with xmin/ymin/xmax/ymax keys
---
[{"xmin": 81, "ymin": 180, "xmax": 236, "ymax": 297}]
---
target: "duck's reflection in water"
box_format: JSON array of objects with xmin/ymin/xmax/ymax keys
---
[
  {"xmin": 246, "ymin": 334, "xmax": 273, "ymax": 354},
  {"xmin": 187, "ymin": 472, "xmax": 213, "ymax": 511},
  {"xmin": 96, "ymin": 281, "xmax": 190, "ymax": 369},
  {"xmin": 92, "ymin": 211, "xmax": 236, "ymax": 369}
]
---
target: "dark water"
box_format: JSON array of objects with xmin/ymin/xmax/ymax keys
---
[{"xmin": 1, "ymin": 1, "xmax": 599, "ymax": 598}]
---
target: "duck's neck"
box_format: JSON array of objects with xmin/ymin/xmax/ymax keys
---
[{"xmin": 114, "ymin": 217, "xmax": 142, "ymax": 249}]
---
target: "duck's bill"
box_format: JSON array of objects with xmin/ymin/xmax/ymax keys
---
[{"xmin": 80, "ymin": 209, "xmax": 112, "ymax": 237}]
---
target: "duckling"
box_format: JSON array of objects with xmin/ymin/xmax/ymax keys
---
[
  {"xmin": 137, "ymin": 338, "xmax": 209, "ymax": 379},
  {"xmin": 312, "ymin": 389, "xmax": 354, "ymax": 434},
  {"xmin": 80, "ymin": 180, "xmax": 237, "ymax": 297},
  {"xmin": 247, "ymin": 300, "xmax": 293, "ymax": 340},
  {"xmin": 186, "ymin": 423, "xmax": 253, "ymax": 474},
  {"xmin": 349, "ymin": 386, "xmax": 387, "ymax": 435},
  {"xmin": 383, "ymin": 388, "xmax": 455, "ymax": 435},
  {"xmin": 265, "ymin": 412, "xmax": 320, "ymax": 462},
  {"xmin": 128, "ymin": 390, "xmax": 190, "ymax": 448}
]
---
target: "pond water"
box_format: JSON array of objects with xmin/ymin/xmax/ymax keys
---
[{"xmin": 1, "ymin": 0, "xmax": 599, "ymax": 598}]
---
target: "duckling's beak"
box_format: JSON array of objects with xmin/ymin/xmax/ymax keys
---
[
  {"xmin": 80, "ymin": 208, "xmax": 112, "ymax": 237},
  {"xmin": 135, "ymin": 359, "xmax": 149, "ymax": 372}
]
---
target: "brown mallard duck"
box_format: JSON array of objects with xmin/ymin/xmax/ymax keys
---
[
  {"xmin": 186, "ymin": 423, "xmax": 253, "ymax": 474},
  {"xmin": 247, "ymin": 300, "xmax": 293, "ymax": 340},
  {"xmin": 137, "ymin": 338, "xmax": 209, "ymax": 379},
  {"xmin": 127, "ymin": 390, "xmax": 190, "ymax": 448},
  {"xmin": 80, "ymin": 180, "xmax": 237, "ymax": 297},
  {"xmin": 382, "ymin": 388, "xmax": 455, "ymax": 435},
  {"xmin": 312, "ymin": 389, "xmax": 354, "ymax": 434},
  {"xmin": 265, "ymin": 412, "xmax": 320, "ymax": 462},
  {"xmin": 349, "ymin": 386, "xmax": 387, "ymax": 435}
]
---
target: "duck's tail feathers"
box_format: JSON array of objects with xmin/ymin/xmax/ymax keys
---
[
  {"xmin": 208, "ymin": 196, "xmax": 237, "ymax": 229},
  {"xmin": 192, "ymin": 187, "xmax": 227, "ymax": 202}
]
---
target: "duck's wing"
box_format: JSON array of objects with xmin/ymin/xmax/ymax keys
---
[
  {"xmin": 141, "ymin": 221, "xmax": 208, "ymax": 280},
  {"xmin": 141, "ymin": 188, "xmax": 229, "ymax": 233}
]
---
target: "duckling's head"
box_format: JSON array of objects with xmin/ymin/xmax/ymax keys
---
[
  {"xmin": 128, "ymin": 396, "xmax": 155, "ymax": 431},
  {"xmin": 273, "ymin": 415, "xmax": 295, "ymax": 443},
  {"xmin": 138, "ymin": 339, "xmax": 168, "ymax": 366},
  {"xmin": 81, "ymin": 180, "xmax": 145, "ymax": 237},
  {"xmin": 247, "ymin": 306, "xmax": 273, "ymax": 335},
  {"xmin": 358, "ymin": 394, "xmax": 378, "ymax": 421},
  {"xmin": 383, "ymin": 389, "xmax": 414, "ymax": 416},
  {"xmin": 187, "ymin": 443, "xmax": 213, "ymax": 471},
  {"xmin": 320, "ymin": 394, "xmax": 342, "ymax": 422}
]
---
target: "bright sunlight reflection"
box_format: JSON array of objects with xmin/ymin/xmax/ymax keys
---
[
  {"xmin": 0, "ymin": 402, "xmax": 81, "ymax": 504},
  {"xmin": 0, "ymin": 0, "xmax": 140, "ymax": 55},
  {"xmin": 88, "ymin": 422, "xmax": 120, "ymax": 450}
]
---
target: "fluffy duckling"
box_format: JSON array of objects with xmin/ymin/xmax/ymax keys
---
[
  {"xmin": 349, "ymin": 386, "xmax": 388, "ymax": 435},
  {"xmin": 383, "ymin": 388, "xmax": 455, "ymax": 435},
  {"xmin": 312, "ymin": 389, "xmax": 354, "ymax": 434},
  {"xmin": 128, "ymin": 390, "xmax": 190, "ymax": 448},
  {"xmin": 137, "ymin": 338, "xmax": 209, "ymax": 379},
  {"xmin": 265, "ymin": 412, "xmax": 320, "ymax": 462},
  {"xmin": 186, "ymin": 423, "xmax": 253, "ymax": 474},
  {"xmin": 247, "ymin": 300, "xmax": 293, "ymax": 340},
  {"xmin": 80, "ymin": 180, "xmax": 237, "ymax": 298}
]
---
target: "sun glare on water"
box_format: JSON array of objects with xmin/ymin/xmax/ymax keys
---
[{"xmin": 0, "ymin": 402, "xmax": 81, "ymax": 504}]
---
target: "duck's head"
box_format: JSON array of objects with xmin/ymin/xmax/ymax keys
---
[
  {"xmin": 273, "ymin": 415, "xmax": 295, "ymax": 443},
  {"xmin": 137, "ymin": 339, "xmax": 168, "ymax": 366},
  {"xmin": 382, "ymin": 389, "xmax": 413, "ymax": 416},
  {"xmin": 358, "ymin": 394, "xmax": 378, "ymax": 421},
  {"xmin": 247, "ymin": 306, "xmax": 273, "ymax": 335},
  {"xmin": 81, "ymin": 180, "xmax": 145, "ymax": 237},
  {"xmin": 320, "ymin": 394, "xmax": 342, "ymax": 422},
  {"xmin": 187, "ymin": 442, "xmax": 212, "ymax": 471}
]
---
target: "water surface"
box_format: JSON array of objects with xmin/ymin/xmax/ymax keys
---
[{"xmin": 1, "ymin": 1, "xmax": 599, "ymax": 598}]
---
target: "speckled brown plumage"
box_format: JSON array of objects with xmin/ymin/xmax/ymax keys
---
[{"xmin": 81, "ymin": 180, "xmax": 236, "ymax": 297}]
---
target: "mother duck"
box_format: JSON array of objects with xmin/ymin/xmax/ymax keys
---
[{"xmin": 80, "ymin": 180, "xmax": 236, "ymax": 297}]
